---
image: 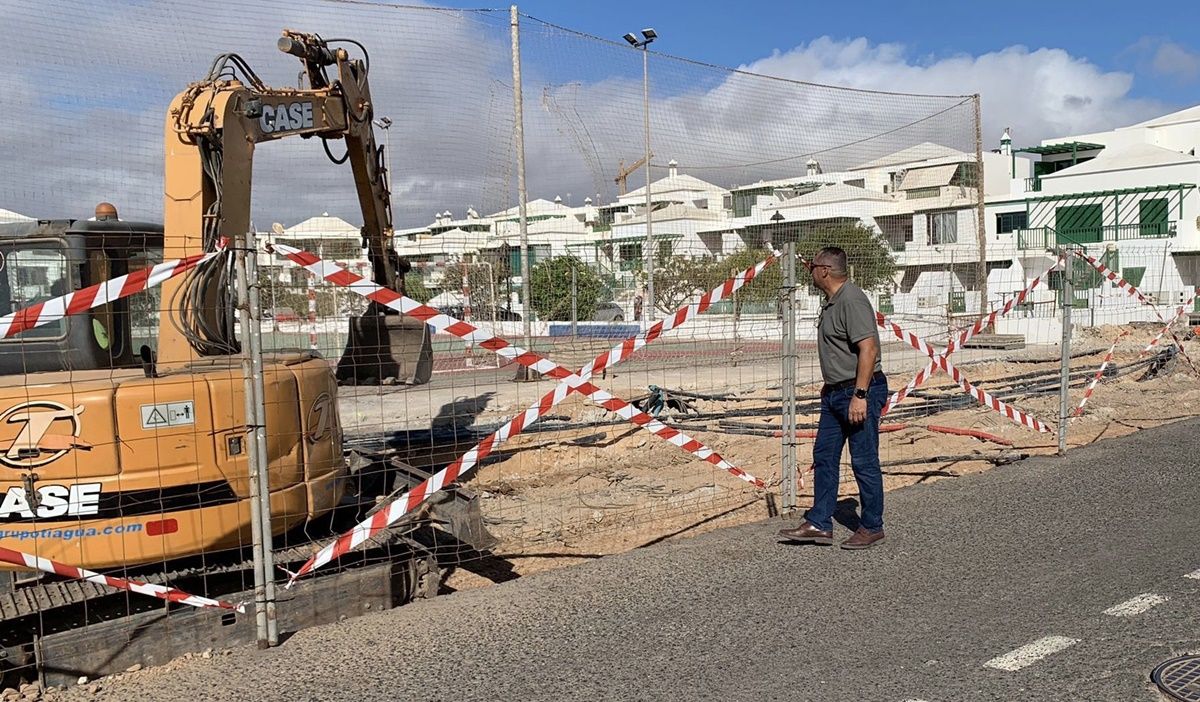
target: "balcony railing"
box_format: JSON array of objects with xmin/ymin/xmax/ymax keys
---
[
  {"xmin": 1016, "ymin": 222, "xmax": 1175, "ymax": 250},
  {"xmin": 1025, "ymin": 176, "xmax": 1042, "ymax": 192}
]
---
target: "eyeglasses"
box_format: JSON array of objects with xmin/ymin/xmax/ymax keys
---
[{"xmin": 804, "ymin": 262, "xmax": 832, "ymax": 272}]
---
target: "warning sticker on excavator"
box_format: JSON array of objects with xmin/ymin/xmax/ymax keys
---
[{"xmin": 139, "ymin": 401, "xmax": 195, "ymax": 430}]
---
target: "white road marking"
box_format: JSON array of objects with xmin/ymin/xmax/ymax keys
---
[
  {"xmin": 1185, "ymin": 568, "xmax": 1200, "ymax": 580},
  {"xmin": 984, "ymin": 636, "xmax": 1080, "ymax": 671},
  {"xmin": 1103, "ymin": 593, "xmax": 1169, "ymax": 617}
]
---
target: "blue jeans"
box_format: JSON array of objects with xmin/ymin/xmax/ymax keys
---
[{"xmin": 807, "ymin": 374, "xmax": 888, "ymax": 533}]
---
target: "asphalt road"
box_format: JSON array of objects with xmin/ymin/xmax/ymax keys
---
[{"xmin": 75, "ymin": 419, "xmax": 1200, "ymax": 702}]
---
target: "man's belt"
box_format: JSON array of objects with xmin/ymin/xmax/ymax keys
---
[{"xmin": 822, "ymin": 370, "xmax": 885, "ymax": 393}]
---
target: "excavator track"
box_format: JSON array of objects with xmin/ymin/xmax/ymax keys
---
[
  {"xmin": 0, "ymin": 447, "xmax": 495, "ymax": 674},
  {"xmin": 0, "ymin": 518, "xmax": 424, "ymax": 629},
  {"xmin": 0, "ymin": 524, "xmax": 401, "ymax": 623}
]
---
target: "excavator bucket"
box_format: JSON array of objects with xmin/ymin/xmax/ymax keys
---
[{"xmin": 336, "ymin": 303, "xmax": 433, "ymax": 385}]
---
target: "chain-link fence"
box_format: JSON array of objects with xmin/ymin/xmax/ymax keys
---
[{"xmin": 2, "ymin": 0, "xmax": 1196, "ymax": 691}]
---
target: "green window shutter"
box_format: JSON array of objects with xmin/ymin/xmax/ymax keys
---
[
  {"xmin": 1101, "ymin": 249, "xmax": 1119, "ymax": 284},
  {"xmin": 1055, "ymin": 204, "xmax": 1103, "ymax": 244},
  {"xmin": 1139, "ymin": 198, "xmax": 1169, "ymax": 236},
  {"xmin": 1122, "ymin": 266, "xmax": 1146, "ymax": 288},
  {"xmin": 948, "ymin": 291, "xmax": 966, "ymax": 313},
  {"xmin": 1072, "ymin": 254, "xmax": 1103, "ymax": 290},
  {"xmin": 878, "ymin": 293, "xmax": 894, "ymax": 315}
]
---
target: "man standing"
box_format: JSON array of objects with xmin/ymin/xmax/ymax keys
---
[{"xmin": 779, "ymin": 246, "xmax": 888, "ymax": 549}]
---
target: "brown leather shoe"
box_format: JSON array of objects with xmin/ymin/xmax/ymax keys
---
[
  {"xmin": 840, "ymin": 527, "xmax": 885, "ymax": 550},
  {"xmin": 778, "ymin": 521, "xmax": 833, "ymax": 545}
]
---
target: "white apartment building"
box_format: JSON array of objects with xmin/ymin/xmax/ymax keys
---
[
  {"xmin": 992, "ymin": 105, "xmax": 1200, "ymax": 329},
  {"xmin": 600, "ymin": 160, "xmax": 729, "ymax": 279},
  {"xmin": 272, "ymin": 104, "xmax": 1197, "ymax": 333},
  {"xmin": 0, "ymin": 208, "xmax": 33, "ymax": 225},
  {"xmin": 257, "ymin": 212, "xmax": 371, "ymax": 285},
  {"xmin": 702, "ymin": 144, "xmax": 1012, "ymax": 319}
]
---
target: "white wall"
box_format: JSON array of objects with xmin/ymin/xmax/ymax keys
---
[{"xmin": 1040, "ymin": 162, "xmax": 1200, "ymax": 196}]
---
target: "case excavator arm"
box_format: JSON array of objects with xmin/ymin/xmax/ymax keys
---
[{"xmin": 159, "ymin": 30, "xmax": 398, "ymax": 367}]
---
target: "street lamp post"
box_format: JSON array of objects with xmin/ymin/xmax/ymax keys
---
[{"xmin": 624, "ymin": 28, "xmax": 657, "ymax": 323}]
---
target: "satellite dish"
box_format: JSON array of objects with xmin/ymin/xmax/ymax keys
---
[{"xmin": 271, "ymin": 222, "xmax": 285, "ymax": 236}]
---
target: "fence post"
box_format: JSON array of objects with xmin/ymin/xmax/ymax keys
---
[
  {"xmin": 781, "ymin": 243, "xmax": 798, "ymax": 512},
  {"xmin": 462, "ymin": 262, "xmax": 473, "ymax": 367},
  {"xmin": 973, "ymin": 93, "xmax": 989, "ymax": 317},
  {"xmin": 236, "ymin": 230, "xmax": 278, "ymax": 647},
  {"xmin": 1058, "ymin": 266, "xmax": 1073, "ymax": 456},
  {"xmin": 570, "ymin": 265, "xmax": 578, "ymax": 337},
  {"xmin": 306, "ymin": 274, "xmax": 318, "ymax": 352},
  {"xmin": 732, "ymin": 269, "xmax": 741, "ymax": 345},
  {"xmin": 510, "ymin": 5, "xmax": 538, "ymax": 381}
]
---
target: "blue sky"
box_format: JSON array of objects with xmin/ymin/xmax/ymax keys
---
[
  {"xmin": 4, "ymin": 0, "xmax": 1197, "ymax": 224},
  {"xmin": 457, "ymin": 0, "xmax": 1199, "ymax": 106}
]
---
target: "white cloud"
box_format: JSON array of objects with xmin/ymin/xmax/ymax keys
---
[
  {"xmin": 1151, "ymin": 41, "xmax": 1200, "ymax": 82},
  {"xmin": 1122, "ymin": 37, "xmax": 1200, "ymax": 84},
  {"xmin": 0, "ymin": 6, "xmax": 1178, "ymax": 233},
  {"xmin": 739, "ymin": 37, "xmax": 1170, "ymax": 147},
  {"xmin": 0, "ymin": 0, "xmax": 519, "ymax": 228}
]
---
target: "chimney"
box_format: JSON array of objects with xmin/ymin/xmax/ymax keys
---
[
  {"xmin": 668, "ymin": 159, "xmax": 678, "ymax": 177},
  {"xmin": 806, "ymin": 158, "xmax": 821, "ymax": 176},
  {"xmin": 1001, "ymin": 128, "xmax": 1013, "ymax": 178}
]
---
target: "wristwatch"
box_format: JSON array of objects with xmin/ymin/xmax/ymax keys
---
[{"xmin": 853, "ymin": 387, "xmax": 868, "ymax": 399}]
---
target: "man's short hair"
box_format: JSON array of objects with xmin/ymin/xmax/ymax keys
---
[{"xmin": 816, "ymin": 246, "xmax": 848, "ymax": 277}]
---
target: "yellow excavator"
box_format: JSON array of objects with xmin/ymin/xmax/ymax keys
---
[{"xmin": 0, "ymin": 31, "xmax": 457, "ymax": 580}]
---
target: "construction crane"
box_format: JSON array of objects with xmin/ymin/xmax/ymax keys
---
[{"xmin": 615, "ymin": 153, "xmax": 653, "ymax": 195}]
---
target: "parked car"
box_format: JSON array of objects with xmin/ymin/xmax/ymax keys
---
[
  {"xmin": 592, "ymin": 302, "xmax": 624, "ymax": 322},
  {"xmin": 266, "ymin": 306, "xmax": 299, "ymax": 322},
  {"xmin": 438, "ymin": 305, "xmax": 521, "ymax": 322}
]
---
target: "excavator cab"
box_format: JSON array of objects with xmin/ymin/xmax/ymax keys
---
[{"xmin": 0, "ymin": 208, "xmax": 163, "ymax": 375}]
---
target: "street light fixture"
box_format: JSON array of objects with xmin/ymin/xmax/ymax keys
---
[
  {"xmin": 623, "ymin": 27, "xmax": 657, "ymax": 323},
  {"xmin": 373, "ymin": 116, "xmax": 393, "ymax": 182},
  {"xmin": 769, "ymin": 210, "xmax": 785, "ymax": 250},
  {"xmin": 373, "ymin": 116, "xmax": 394, "ymax": 244}
]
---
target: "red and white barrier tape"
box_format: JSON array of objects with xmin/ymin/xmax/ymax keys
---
[
  {"xmin": 1139, "ymin": 291, "xmax": 1198, "ymax": 359},
  {"xmin": 268, "ymin": 244, "xmax": 762, "ymax": 584},
  {"xmin": 366, "ymin": 251, "xmax": 778, "ymax": 561},
  {"xmin": 1070, "ymin": 250, "xmax": 1159, "ymax": 310},
  {"xmin": 0, "ymin": 246, "xmax": 225, "ymax": 339},
  {"xmin": 877, "ymin": 312, "xmax": 1053, "ymax": 433},
  {"xmin": 0, "ymin": 546, "xmax": 243, "ymax": 612},
  {"xmin": 1070, "ymin": 251, "xmax": 1198, "ymax": 373},
  {"xmin": 883, "ymin": 256, "xmax": 1062, "ymax": 414},
  {"xmin": 1074, "ymin": 330, "xmax": 1129, "ymax": 418}
]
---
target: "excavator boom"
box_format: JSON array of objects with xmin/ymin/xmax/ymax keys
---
[{"xmin": 159, "ymin": 30, "xmax": 404, "ymax": 366}]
